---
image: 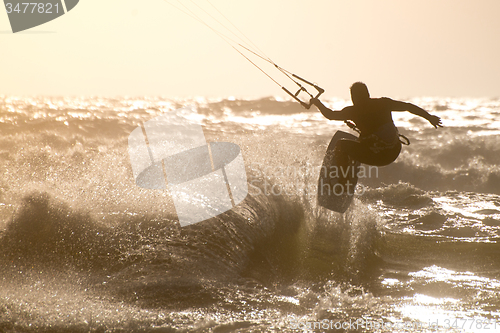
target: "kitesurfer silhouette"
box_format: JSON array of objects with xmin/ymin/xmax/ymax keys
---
[{"xmin": 311, "ymin": 82, "xmax": 442, "ymax": 170}]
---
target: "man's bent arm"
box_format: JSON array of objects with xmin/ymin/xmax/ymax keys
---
[{"xmin": 311, "ymin": 98, "xmax": 348, "ymax": 120}]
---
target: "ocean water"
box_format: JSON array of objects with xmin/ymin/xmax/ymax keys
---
[{"xmin": 1, "ymin": 95, "xmax": 500, "ymax": 332}]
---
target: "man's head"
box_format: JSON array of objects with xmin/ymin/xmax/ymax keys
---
[{"xmin": 350, "ymin": 82, "xmax": 370, "ymax": 105}]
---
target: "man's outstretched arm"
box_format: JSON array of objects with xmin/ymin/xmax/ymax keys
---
[
  {"xmin": 388, "ymin": 98, "xmax": 443, "ymax": 128},
  {"xmin": 311, "ymin": 98, "xmax": 349, "ymax": 121}
]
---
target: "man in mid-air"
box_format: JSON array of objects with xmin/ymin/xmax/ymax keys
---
[{"xmin": 311, "ymin": 82, "xmax": 442, "ymax": 171}]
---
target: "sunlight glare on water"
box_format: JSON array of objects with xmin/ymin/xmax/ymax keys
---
[{"xmin": 1, "ymin": 96, "xmax": 500, "ymax": 331}]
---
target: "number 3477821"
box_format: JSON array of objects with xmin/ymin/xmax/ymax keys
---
[{"xmin": 5, "ymin": 3, "xmax": 60, "ymax": 14}]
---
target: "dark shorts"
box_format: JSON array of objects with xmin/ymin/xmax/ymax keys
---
[
  {"xmin": 338, "ymin": 124, "xmax": 402, "ymax": 166},
  {"xmin": 338, "ymin": 138, "xmax": 401, "ymax": 166}
]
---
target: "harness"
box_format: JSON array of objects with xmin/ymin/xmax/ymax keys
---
[{"xmin": 344, "ymin": 120, "xmax": 410, "ymax": 145}]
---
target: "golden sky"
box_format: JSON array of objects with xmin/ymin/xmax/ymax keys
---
[{"xmin": 1, "ymin": 0, "xmax": 499, "ymax": 98}]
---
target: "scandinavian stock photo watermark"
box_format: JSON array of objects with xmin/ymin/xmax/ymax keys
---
[
  {"xmin": 247, "ymin": 161, "xmax": 379, "ymax": 198},
  {"xmin": 126, "ymin": 109, "xmax": 379, "ymax": 226},
  {"xmin": 288, "ymin": 317, "xmax": 500, "ymax": 331}
]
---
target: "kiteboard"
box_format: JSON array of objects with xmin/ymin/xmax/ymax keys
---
[{"xmin": 317, "ymin": 131, "xmax": 361, "ymax": 213}]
